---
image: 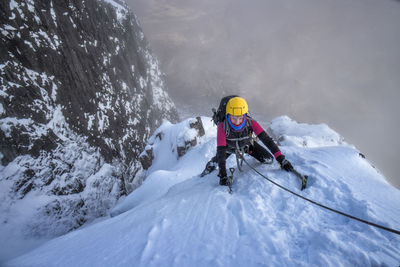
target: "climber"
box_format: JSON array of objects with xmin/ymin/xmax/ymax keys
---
[{"xmin": 200, "ymin": 96, "xmax": 293, "ymax": 185}]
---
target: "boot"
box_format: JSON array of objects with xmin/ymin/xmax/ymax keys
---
[{"xmin": 200, "ymin": 160, "xmax": 217, "ymax": 177}]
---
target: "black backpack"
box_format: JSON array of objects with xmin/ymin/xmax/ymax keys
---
[{"xmin": 211, "ymin": 95, "xmax": 238, "ymax": 126}]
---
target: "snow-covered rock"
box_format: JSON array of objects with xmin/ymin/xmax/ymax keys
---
[
  {"xmin": 5, "ymin": 116, "xmax": 400, "ymax": 266},
  {"xmin": 267, "ymin": 116, "xmax": 347, "ymax": 148},
  {"xmin": 0, "ymin": 0, "xmax": 178, "ymax": 254},
  {"xmin": 139, "ymin": 116, "xmax": 205, "ymax": 171},
  {"xmin": 112, "ymin": 116, "xmax": 208, "ymax": 217}
]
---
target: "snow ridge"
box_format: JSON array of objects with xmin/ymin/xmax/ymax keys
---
[{"xmin": 5, "ymin": 116, "xmax": 400, "ymax": 266}]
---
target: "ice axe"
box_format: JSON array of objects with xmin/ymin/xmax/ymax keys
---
[{"xmin": 290, "ymin": 168, "xmax": 308, "ymax": 190}]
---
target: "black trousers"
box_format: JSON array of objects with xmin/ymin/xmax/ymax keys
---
[{"xmin": 211, "ymin": 141, "xmax": 273, "ymax": 164}]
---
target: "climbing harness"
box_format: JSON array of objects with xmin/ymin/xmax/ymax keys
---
[{"xmin": 234, "ymin": 141, "xmax": 246, "ymax": 172}]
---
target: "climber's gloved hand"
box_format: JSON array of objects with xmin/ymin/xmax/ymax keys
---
[{"xmin": 276, "ymin": 155, "xmax": 294, "ymax": 172}]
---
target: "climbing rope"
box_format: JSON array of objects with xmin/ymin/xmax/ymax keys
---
[{"xmin": 240, "ymin": 156, "xmax": 400, "ymax": 236}]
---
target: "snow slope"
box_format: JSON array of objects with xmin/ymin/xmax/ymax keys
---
[{"xmin": 5, "ymin": 116, "xmax": 400, "ymax": 266}]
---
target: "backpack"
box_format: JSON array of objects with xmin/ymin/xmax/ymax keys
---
[{"xmin": 212, "ymin": 95, "xmax": 238, "ymax": 126}]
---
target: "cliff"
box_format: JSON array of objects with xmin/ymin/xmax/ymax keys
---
[{"xmin": 0, "ymin": 0, "xmax": 178, "ymax": 237}]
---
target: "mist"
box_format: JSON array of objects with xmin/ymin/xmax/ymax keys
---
[{"xmin": 126, "ymin": 0, "xmax": 400, "ymax": 189}]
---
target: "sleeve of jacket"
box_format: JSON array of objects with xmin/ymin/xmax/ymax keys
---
[
  {"xmin": 251, "ymin": 120, "xmax": 282, "ymax": 158},
  {"xmin": 216, "ymin": 122, "xmax": 227, "ymax": 177},
  {"xmin": 216, "ymin": 146, "xmax": 227, "ymax": 177},
  {"xmin": 258, "ymin": 131, "xmax": 280, "ymax": 155}
]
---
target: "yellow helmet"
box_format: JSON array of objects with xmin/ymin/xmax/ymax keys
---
[{"xmin": 226, "ymin": 97, "xmax": 248, "ymax": 116}]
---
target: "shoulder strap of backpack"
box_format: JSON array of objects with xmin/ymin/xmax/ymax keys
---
[
  {"xmin": 224, "ymin": 118, "xmax": 230, "ymax": 136},
  {"xmin": 246, "ymin": 115, "xmax": 253, "ymax": 132}
]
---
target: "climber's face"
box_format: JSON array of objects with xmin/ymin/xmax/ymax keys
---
[{"xmin": 230, "ymin": 115, "xmax": 244, "ymax": 126}]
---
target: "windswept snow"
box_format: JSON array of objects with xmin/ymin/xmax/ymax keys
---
[{"xmin": 5, "ymin": 116, "xmax": 400, "ymax": 266}]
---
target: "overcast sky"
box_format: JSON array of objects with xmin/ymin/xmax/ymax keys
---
[{"xmin": 126, "ymin": 0, "xmax": 400, "ymax": 189}]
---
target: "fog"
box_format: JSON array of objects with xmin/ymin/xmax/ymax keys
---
[{"xmin": 126, "ymin": 0, "xmax": 400, "ymax": 189}]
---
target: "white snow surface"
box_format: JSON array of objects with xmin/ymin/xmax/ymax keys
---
[{"xmin": 5, "ymin": 116, "xmax": 400, "ymax": 266}]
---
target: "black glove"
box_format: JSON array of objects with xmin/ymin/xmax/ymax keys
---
[{"xmin": 276, "ymin": 155, "xmax": 294, "ymax": 172}]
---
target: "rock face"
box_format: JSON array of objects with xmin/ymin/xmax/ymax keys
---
[{"xmin": 0, "ymin": 0, "xmax": 178, "ymax": 237}]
